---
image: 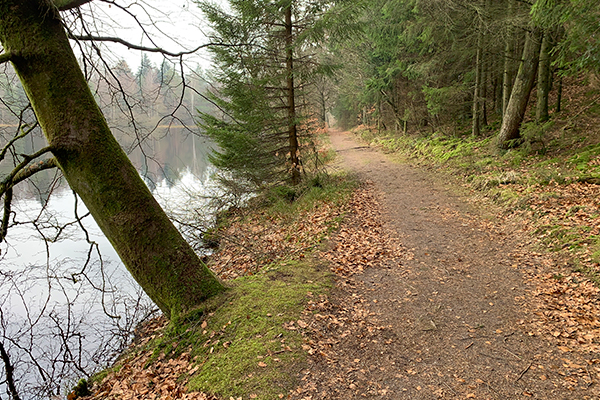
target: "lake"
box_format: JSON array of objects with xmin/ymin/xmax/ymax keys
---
[{"xmin": 0, "ymin": 127, "xmax": 218, "ymax": 399}]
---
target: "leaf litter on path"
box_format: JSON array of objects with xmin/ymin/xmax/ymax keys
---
[
  {"xmin": 287, "ymin": 129, "xmax": 600, "ymax": 399},
  {"xmin": 82, "ymin": 132, "xmax": 600, "ymax": 400}
]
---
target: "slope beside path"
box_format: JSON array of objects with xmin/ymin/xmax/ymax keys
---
[{"xmin": 290, "ymin": 129, "xmax": 599, "ymax": 399}]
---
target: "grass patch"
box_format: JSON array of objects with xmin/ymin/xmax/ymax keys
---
[
  {"xmin": 178, "ymin": 258, "xmax": 332, "ymax": 399},
  {"xmin": 574, "ymin": 262, "xmax": 600, "ymax": 287},
  {"xmin": 348, "ymin": 105, "xmax": 600, "ymax": 285},
  {"xmin": 262, "ymin": 172, "xmax": 358, "ymax": 220},
  {"xmin": 91, "ymin": 172, "xmax": 357, "ymax": 399}
]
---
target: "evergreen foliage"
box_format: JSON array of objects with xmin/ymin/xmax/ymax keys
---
[
  {"xmin": 328, "ymin": 0, "xmax": 600, "ymax": 147},
  {"xmin": 198, "ymin": 0, "xmax": 355, "ymax": 191}
]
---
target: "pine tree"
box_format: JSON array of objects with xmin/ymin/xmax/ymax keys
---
[{"xmin": 198, "ymin": 0, "xmax": 335, "ymax": 190}]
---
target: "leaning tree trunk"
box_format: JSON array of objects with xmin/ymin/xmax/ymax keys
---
[
  {"xmin": 0, "ymin": 0, "xmax": 224, "ymax": 319},
  {"xmin": 497, "ymin": 27, "xmax": 542, "ymax": 149}
]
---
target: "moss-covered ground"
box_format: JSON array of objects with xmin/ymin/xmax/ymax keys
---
[
  {"xmin": 348, "ymin": 78, "xmax": 600, "ymax": 286},
  {"xmin": 173, "ymin": 258, "xmax": 332, "ymax": 399},
  {"xmin": 83, "ymin": 172, "xmax": 357, "ymax": 400}
]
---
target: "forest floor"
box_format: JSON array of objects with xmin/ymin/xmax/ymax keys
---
[
  {"xmin": 288, "ymin": 129, "xmax": 600, "ymax": 400},
  {"xmin": 83, "ymin": 126, "xmax": 600, "ymax": 400}
]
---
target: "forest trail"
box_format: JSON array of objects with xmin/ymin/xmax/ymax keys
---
[{"xmin": 291, "ymin": 129, "xmax": 599, "ymax": 399}]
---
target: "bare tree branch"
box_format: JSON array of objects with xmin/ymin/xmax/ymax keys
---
[
  {"xmin": 0, "ymin": 341, "xmax": 21, "ymax": 400},
  {"xmin": 11, "ymin": 158, "xmax": 58, "ymax": 187},
  {"xmin": 69, "ymin": 34, "xmax": 239, "ymax": 58},
  {"xmin": 0, "ymin": 147, "xmax": 55, "ymax": 198},
  {"xmin": 0, "ymin": 121, "xmax": 37, "ymax": 163}
]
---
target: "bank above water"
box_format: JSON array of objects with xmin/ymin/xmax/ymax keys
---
[{"xmin": 80, "ymin": 172, "xmax": 358, "ymax": 400}]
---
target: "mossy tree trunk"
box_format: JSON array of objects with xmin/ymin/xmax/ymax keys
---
[
  {"xmin": 502, "ymin": 0, "xmax": 516, "ymax": 117},
  {"xmin": 536, "ymin": 31, "xmax": 553, "ymax": 123},
  {"xmin": 497, "ymin": 27, "xmax": 542, "ymax": 149},
  {"xmin": 0, "ymin": 0, "xmax": 224, "ymax": 319}
]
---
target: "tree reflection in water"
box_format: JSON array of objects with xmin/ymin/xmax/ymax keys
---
[{"xmin": 0, "ymin": 127, "xmax": 218, "ymax": 399}]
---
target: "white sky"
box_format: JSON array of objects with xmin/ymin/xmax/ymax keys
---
[{"xmin": 79, "ymin": 0, "xmax": 219, "ymax": 73}]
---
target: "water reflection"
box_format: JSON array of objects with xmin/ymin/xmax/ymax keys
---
[{"xmin": 0, "ymin": 127, "xmax": 217, "ymax": 398}]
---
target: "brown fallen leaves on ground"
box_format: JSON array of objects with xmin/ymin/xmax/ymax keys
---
[
  {"xmin": 81, "ymin": 183, "xmax": 396, "ymax": 400},
  {"xmin": 320, "ymin": 182, "xmax": 405, "ymax": 275},
  {"xmin": 492, "ymin": 180, "xmax": 600, "ymax": 356},
  {"xmin": 209, "ymin": 197, "xmax": 343, "ymax": 280},
  {"xmin": 82, "ymin": 316, "xmax": 218, "ymax": 400},
  {"xmin": 208, "ymin": 181, "xmax": 403, "ymax": 280}
]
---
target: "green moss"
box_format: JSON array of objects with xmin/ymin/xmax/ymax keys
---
[
  {"xmin": 140, "ymin": 259, "xmax": 332, "ymax": 399},
  {"xmin": 88, "ymin": 363, "xmax": 122, "ymax": 388},
  {"xmin": 187, "ymin": 260, "xmax": 331, "ymax": 398},
  {"xmin": 113, "ymin": 173, "xmax": 356, "ymax": 399},
  {"xmin": 573, "ymin": 262, "xmax": 600, "ymax": 287},
  {"xmin": 263, "ymin": 172, "xmax": 357, "ymax": 219},
  {"xmin": 71, "ymin": 378, "xmax": 92, "ymax": 397}
]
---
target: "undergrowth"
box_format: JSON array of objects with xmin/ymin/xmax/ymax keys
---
[
  {"xmin": 89, "ymin": 171, "xmax": 356, "ymax": 400},
  {"xmin": 349, "ymin": 101, "xmax": 600, "ymax": 284}
]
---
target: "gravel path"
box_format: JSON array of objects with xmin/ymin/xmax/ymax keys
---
[{"xmin": 291, "ymin": 130, "xmax": 598, "ymax": 400}]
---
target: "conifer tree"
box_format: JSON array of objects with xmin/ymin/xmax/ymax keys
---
[{"xmin": 198, "ymin": 0, "xmax": 335, "ymax": 190}]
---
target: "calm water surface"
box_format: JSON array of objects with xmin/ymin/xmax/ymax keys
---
[{"xmin": 0, "ymin": 128, "xmax": 218, "ymax": 398}]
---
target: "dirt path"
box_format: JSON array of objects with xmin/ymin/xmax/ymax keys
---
[{"xmin": 291, "ymin": 130, "xmax": 598, "ymax": 399}]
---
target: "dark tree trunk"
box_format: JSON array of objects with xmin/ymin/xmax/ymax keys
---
[
  {"xmin": 320, "ymin": 90, "xmax": 327, "ymax": 125},
  {"xmin": 497, "ymin": 27, "xmax": 542, "ymax": 149},
  {"xmin": 285, "ymin": 4, "xmax": 301, "ymax": 185},
  {"xmin": 482, "ymin": 54, "xmax": 489, "ymax": 127},
  {"xmin": 494, "ymin": 73, "xmax": 503, "ymax": 116},
  {"xmin": 472, "ymin": 17, "xmax": 483, "ymax": 136},
  {"xmin": 0, "ymin": 0, "xmax": 224, "ymax": 319},
  {"xmin": 536, "ymin": 32, "xmax": 552, "ymax": 122},
  {"xmin": 556, "ymin": 74, "xmax": 563, "ymax": 113},
  {"xmin": 502, "ymin": 0, "xmax": 516, "ymax": 117},
  {"xmin": 0, "ymin": 342, "xmax": 21, "ymax": 400}
]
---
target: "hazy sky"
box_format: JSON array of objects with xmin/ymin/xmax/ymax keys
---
[{"xmin": 80, "ymin": 0, "xmax": 216, "ymax": 72}]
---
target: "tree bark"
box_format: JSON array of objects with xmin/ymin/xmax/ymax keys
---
[
  {"xmin": 285, "ymin": 3, "xmax": 301, "ymax": 185},
  {"xmin": 536, "ymin": 32, "xmax": 552, "ymax": 122},
  {"xmin": 502, "ymin": 0, "xmax": 515, "ymax": 117},
  {"xmin": 0, "ymin": 0, "xmax": 225, "ymax": 319},
  {"xmin": 482, "ymin": 52, "xmax": 489, "ymax": 127},
  {"xmin": 52, "ymin": 0, "xmax": 92, "ymax": 10},
  {"xmin": 0, "ymin": 342, "xmax": 21, "ymax": 400},
  {"xmin": 556, "ymin": 74, "xmax": 563, "ymax": 113},
  {"xmin": 472, "ymin": 26, "xmax": 483, "ymax": 137},
  {"xmin": 497, "ymin": 27, "xmax": 542, "ymax": 149}
]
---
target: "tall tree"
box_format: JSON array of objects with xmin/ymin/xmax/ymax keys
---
[
  {"xmin": 497, "ymin": 27, "xmax": 543, "ymax": 148},
  {"xmin": 199, "ymin": 0, "xmax": 333, "ymax": 190},
  {"xmin": 536, "ymin": 31, "xmax": 553, "ymax": 122},
  {"xmin": 472, "ymin": 1, "xmax": 485, "ymax": 136},
  {"xmin": 285, "ymin": 2, "xmax": 301, "ymax": 185},
  {"xmin": 0, "ymin": 0, "xmax": 224, "ymax": 319},
  {"xmin": 502, "ymin": 0, "xmax": 517, "ymax": 117}
]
